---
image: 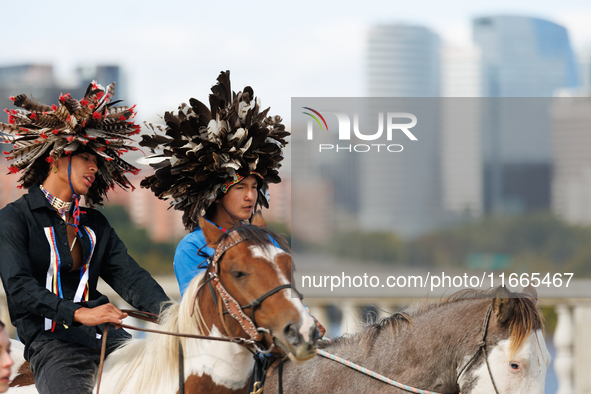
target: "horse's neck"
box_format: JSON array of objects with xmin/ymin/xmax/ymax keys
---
[{"xmin": 269, "ymin": 303, "xmax": 487, "ymax": 394}]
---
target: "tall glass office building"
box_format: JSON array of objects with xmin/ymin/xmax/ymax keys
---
[
  {"xmin": 472, "ymin": 16, "xmax": 579, "ymax": 214},
  {"xmin": 473, "ymin": 15, "xmax": 579, "ymax": 97}
]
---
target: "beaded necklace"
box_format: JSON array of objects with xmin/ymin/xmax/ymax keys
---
[
  {"xmin": 40, "ymin": 185, "xmax": 72, "ymax": 219},
  {"xmin": 39, "ymin": 184, "xmax": 80, "ymax": 251}
]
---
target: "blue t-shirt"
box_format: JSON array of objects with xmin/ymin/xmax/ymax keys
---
[{"xmin": 174, "ymin": 226, "xmax": 214, "ymax": 295}]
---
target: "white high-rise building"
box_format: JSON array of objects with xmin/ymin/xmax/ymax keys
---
[
  {"xmin": 366, "ymin": 24, "xmax": 440, "ymax": 97},
  {"xmin": 441, "ymin": 45, "xmax": 483, "ymax": 97},
  {"xmin": 360, "ymin": 24, "xmax": 442, "ymax": 237},
  {"xmin": 551, "ymin": 97, "xmax": 591, "ymax": 225},
  {"xmin": 441, "ymin": 46, "xmax": 484, "ymax": 219}
]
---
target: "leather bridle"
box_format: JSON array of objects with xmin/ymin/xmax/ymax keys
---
[
  {"xmin": 455, "ymin": 303, "xmax": 500, "ymax": 394},
  {"xmin": 191, "ymin": 232, "xmax": 300, "ymax": 349}
]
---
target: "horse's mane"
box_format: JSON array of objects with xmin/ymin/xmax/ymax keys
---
[
  {"xmin": 111, "ymin": 272, "xmax": 207, "ymax": 394},
  {"xmin": 320, "ymin": 287, "xmax": 544, "ymax": 357},
  {"xmin": 218, "ymin": 224, "xmax": 290, "ymax": 251}
]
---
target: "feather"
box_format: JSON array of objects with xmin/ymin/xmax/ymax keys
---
[
  {"xmin": 211, "ymin": 70, "xmax": 232, "ymax": 105},
  {"xmin": 136, "ymin": 155, "xmax": 169, "ymax": 167},
  {"xmin": 63, "ymin": 141, "xmax": 81, "ymax": 153},
  {"xmin": 238, "ymin": 99, "xmax": 255, "ymax": 124},
  {"xmin": 104, "ymin": 83, "xmax": 116, "ymax": 104},
  {"xmin": 12, "ymin": 94, "xmax": 53, "ymax": 113},
  {"xmin": 34, "ymin": 114, "xmax": 63, "ymax": 129},
  {"xmin": 144, "ymin": 121, "xmax": 167, "ymax": 133},
  {"xmin": 11, "ymin": 144, "xmax": 44, "ymax": 169},
  {"xmin": 139, "ymin": 134, "xmax": 174, "ymax": 149},
  {"xmin": 13, "ymin": 138, "xmax": 42, "ymax": 152},
  {"xmin": 221, "ymin": 162, "xmax": 240, "ymax": 170},
  {"xmin": 229, "ymin": 127, "xmax": 247, "ymax": 143},
  {"xmin": 208, "ymin": 94, "xmax": 221, "ymax": 120},
  {"xmin": 61, "ymin": 96, "xmax": 81, "ymax": 115},
  {"xmin": 19, "ymin": 144, "xmax": 52, "ymax": 172},
  {"xmin": 189, "ymin": 98, "xmax": 212, "ymax": 120},
  {"xmin": 240, "ymin": 137, "xmax": 252, "ymax": 153},
  {"xmin": 94, "ymin": 83, "xmax": 115, "ymax": 114},
  {"xmin": 0, "ymin": 122, "xmax": 24, "ymax": 135},
  {"xmin": 105, "ymin": 106, "xmax": 131, "ymax": 116},
  {"xmin": 264, "ymin": 137, "xmax": 283, "ymax": 149}
]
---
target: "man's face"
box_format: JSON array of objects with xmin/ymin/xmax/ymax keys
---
[
  {"xmin": 55, "ymin": 152, "xmax": 98, "ymax": 195},
  {"xmin": 217, "ymin": 175, "xmax": 258, "ymax": 224}
]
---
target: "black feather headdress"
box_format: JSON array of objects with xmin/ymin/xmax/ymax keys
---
[
  {"xmin": 139, "ymin": 70, "xmax": 289, "ymax": 231},
  {"xmin": 0, "ymin": 81, "xmax": 140, "ymax": 206}
]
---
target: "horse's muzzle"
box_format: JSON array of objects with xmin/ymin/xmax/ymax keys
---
[{"xmin": 281, "ymin": 322, "xmax": 318, "ymax": 360}]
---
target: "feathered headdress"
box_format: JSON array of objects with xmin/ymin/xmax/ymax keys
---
[
  {"xmin": 0, "ymin": 81, "xmax": 140, "ymax": 206},
  {"xmin": 139, "ymin": 70, "xmax": 289, "ymax": 231}
]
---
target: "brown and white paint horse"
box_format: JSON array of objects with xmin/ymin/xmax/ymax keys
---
[
  {"xmin": 9, "ymin": 216, "xmax": 318, "ymax": 393},
  {"xmin": 266, "ymin": 286, "xmax": 550, "ymax": 393}
]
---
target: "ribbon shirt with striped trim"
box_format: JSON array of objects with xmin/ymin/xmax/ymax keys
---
[{"xmin": 43, "ymin": 225, "xmax": 96, "ymax": 331}]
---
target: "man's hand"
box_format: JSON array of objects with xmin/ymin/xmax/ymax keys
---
[{"xmin": 73, "ymin": 303, "xmax": 128, "ymax": 327}]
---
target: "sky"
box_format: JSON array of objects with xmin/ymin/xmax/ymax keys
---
[{"xmin": 2, "ymin": 0, "xmax": 591, "ymax": 124}]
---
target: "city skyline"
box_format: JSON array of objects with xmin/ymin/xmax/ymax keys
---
[
  {"xmin": 1, "ymin": 1, "xmax": 590, "ymax": 125},
  {"xmin": 290, "ymin": 13, "xmax": 586, "ymax": 239},
  {"xmin": 1, "ymin": 6, "xmax": 590, "ymax": 240}
]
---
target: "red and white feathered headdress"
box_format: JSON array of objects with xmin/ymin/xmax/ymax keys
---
[{"xmin": 1, "ymin": 81, "xmax": 140, "ymax": 205}]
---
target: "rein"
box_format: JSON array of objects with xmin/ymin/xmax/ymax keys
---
[
  {"xmin": 315, "ymin": 304, "xmax": 498, "ymax": 394},
  {"xmin": 316, "ymin": 348, "xmax": 446, "ymax": 394}
]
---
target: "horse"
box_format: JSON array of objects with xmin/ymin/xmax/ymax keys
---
[
  {"xmin": 265, "ymin": 286, "xmax": 550, "ymax": 394},
  {"xmin": 8, "ymin": 215, "xmax": 319, "ymax": 393}
]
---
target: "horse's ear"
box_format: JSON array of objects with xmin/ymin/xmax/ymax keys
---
[
  {"xmin": 199, "ymin": 216, "xmax": 224, "ymax": 248},
  {"xmin": 522, "ymin": 284, "xmax": 538, "ymax": 305},
  {"xmin": 492, "ymin": 286, "xmax": 516, "ymax": 324},
  {"xmin": 251, "ymin": 210, "xmax": 267, "ymax": 228}
]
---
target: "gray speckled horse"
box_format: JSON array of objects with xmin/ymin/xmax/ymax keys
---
[{"xmin": 266, "ymin": 286, "xmax": 550, "ymax": 394}]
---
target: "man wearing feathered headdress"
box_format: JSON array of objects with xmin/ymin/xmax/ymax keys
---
[
  {"xmin": 140, "ymin": 73, "xmax": 326, "ymax": 384},
  {"xmin": 0, "ymin": 82, "xmax": 169, "ymax": 394},
  {"xmin": 140, "ymin": 71, "xmax": 290, "ymax": 295}
]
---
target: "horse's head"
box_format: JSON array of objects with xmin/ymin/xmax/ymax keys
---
[
  {"xmin": 195, "ymin": 215, "xmax": 318, "ymax": 361},
  {"xmin": 459, "ymin": 285, "xmax": 550, "ymax": 394}
]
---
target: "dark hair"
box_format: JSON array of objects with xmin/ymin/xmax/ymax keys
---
[
  {"xmin": 0, "ymin": 321, "xmax": 4, "ymax": 330},
  {"xmin": 22, "ymin": 147, "xmax": 107, "ymax": 206},
  {"xmin": 21, "ymin": 150, "xmax": 51, "ymax": 188}
]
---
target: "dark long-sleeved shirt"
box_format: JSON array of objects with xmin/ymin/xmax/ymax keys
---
[{"xmin": 0, "ymin": 184, "xmax": 169, "ymax": 359}]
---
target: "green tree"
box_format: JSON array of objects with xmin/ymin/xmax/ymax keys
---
[{"xmin": 316, "ymin": 212, "xmax": 591, "ymax": 276}]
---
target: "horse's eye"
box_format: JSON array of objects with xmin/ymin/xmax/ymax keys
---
[
  {"xmin": 510, "ymin": 362, "xmax": 519, "ymax": 370},
  {"xmin": 231, "ymin": 271, "xmax": 247, "ymax": 279}
]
